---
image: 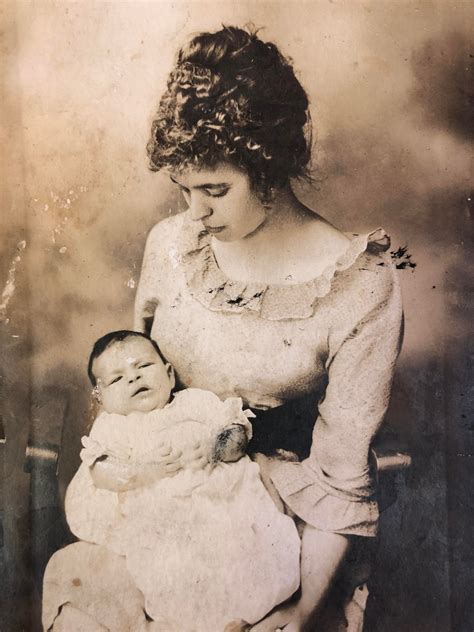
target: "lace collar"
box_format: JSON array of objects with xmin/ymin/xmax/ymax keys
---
[{"xmin": 178, "ymin": 214, "xmax": 390, "ymax": 321}]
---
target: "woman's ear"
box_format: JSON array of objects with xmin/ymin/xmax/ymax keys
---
[{"xmin": 166, "ymin": 363, "xmax": 176, "ymax": 390}]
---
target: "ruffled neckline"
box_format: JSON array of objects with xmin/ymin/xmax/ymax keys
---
[{"xmin": 178, "ymin": 214, "xmax": 390, "ymax": 321}]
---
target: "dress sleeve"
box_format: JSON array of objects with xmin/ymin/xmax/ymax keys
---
[
  {"xmin": 134, "ymin": 219, "xmax": 174, "ymax": 333},
  {"xmin": 270, "ymin": 259, "xmax": 403, "ymax": 536},
  {"xmin": 170, "ymin": 388, "xmax": 254, "ymax": 439},
  {"xmin": 64, "ymin": 462, "xmax": 122, "ymax": 548},
  {"xmin": 78, "ymin": 414, "xmax": 113, "ymax": 465}
]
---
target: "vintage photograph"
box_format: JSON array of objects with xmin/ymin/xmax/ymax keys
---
[{"xmin": 1, "ymin": 1, "xmax": 472, "ymax": 630}]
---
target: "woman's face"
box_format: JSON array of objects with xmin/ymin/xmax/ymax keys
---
[{"xmin": 170, "ymin": 163, "xmax": 267, "ymax": 242}]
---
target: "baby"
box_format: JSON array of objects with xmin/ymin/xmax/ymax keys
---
[{"xmin": 63, "ymin": 331, "xmax": 300, "ymax": 631}]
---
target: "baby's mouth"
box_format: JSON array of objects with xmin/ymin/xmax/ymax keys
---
[{"xmin": 132, "ymin": 386, "xmax": 151, "ymax": 397}]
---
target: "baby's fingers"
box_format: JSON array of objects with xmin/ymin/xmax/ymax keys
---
[
  {"xmin": 190, "ymin": 456, "xmax": 210, "ymax": 471},
  {"xmin": 189, "ymin": 440, "xmax": 209, "ymax": 459}
]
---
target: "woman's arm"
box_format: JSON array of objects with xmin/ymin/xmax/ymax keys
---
[
  {"xmin": 271, "ymin": 260, "xmax": 404, "ymax": 533},
  {"xmin": 134, "ymin": 220, "xmax": 173, "ymax": 333},
  {"xmin": 259, "ymin": 260, "xmax": 403, "ymax": 629}
]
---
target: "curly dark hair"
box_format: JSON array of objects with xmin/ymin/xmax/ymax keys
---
[{"xmin": 147, "ymin": 25, "xmax": 312, "ymax": 200}]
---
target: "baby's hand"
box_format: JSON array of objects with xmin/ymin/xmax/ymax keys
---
[
  {"xmin": 121, "ymin": 443, "xmax": 183, "ymax": 488},
  {"xmin": 212, "ymin": 424, "xmax": 248, "ymax": 464}
]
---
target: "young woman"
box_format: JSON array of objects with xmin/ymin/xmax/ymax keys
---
[
  {"xmin": 42, "ymin": 25, "xmax": 403, "ymax": 632},
  {"xmin": 134, "ymin": 25, "xmax": 403, "ymax": 631}
]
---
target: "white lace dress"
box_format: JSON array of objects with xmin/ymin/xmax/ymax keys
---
[{"xmin": 63, "ymin": 389, "xmax": 300, "ymax": 631}]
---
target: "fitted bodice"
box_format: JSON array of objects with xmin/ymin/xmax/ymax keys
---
[
  {"xmin": 137, "ymin": 211, "xmax": 391, "ymax": 409},
  {"xmin": 152, "ymin": 291, "xmax": 329, "ymax": 409}
]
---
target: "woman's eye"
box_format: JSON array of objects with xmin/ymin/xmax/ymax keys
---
[
  {"xmin": 139, "ymin": 363, "xmax": 154, "ymax": 368},
  {"xmin": 207, "ymin": 189, "xmax": 228, "ymax": 198},
  {"xmin": 109, "ymin": 376, "xmax": 122, "ymax": 385}
]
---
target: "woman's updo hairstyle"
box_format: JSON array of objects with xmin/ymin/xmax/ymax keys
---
[{"xmin": 147, "ymin": 25, "xmax": 312, "ymax": 200}]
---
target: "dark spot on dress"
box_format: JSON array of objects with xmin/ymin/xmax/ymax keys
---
[
  {"xmin": 227, "ymin": 296, "xmax": 244, "ymax": 306},
  {"xmin": 391, "ymin": 246, "xmax": 417, "ymax": 270},
  {"xmin": 72, "ymin": 578, "xmax": 81, "ymax": 587}
]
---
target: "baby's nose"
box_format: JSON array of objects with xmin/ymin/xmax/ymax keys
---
[{"xmin": 128, "ymin": 372, "xmax": 141, "ymax": 383}]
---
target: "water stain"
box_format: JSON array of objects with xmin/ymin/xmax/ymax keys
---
[
  {"xmin": 0, "ymin": 240, "xmax": 27, "ymax": 321},
  {"xmin": 410, "ymin": 31, "xmax": 474, "ymax": 140}
]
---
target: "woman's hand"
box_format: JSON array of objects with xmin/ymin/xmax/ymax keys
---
[
  {"xmin": 145, "ymin": 441, "xmax": 183, "ymax": 471},
  {"xmin": 131, "ymin": 441, "xmax": 184, "ymax": 486},
  {"xmin": 212, "ymin": 424, "xmax": 248, "ymax": 463}
]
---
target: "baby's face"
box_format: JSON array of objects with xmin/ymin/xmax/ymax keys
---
[{"xmin": 92, "ymin": 337, "xmax": 175, "ymax": 415}]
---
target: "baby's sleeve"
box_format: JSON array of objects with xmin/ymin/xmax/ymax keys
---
[
  {"xmin": 172, "ymin": 388, "xmax": 254, "ymax": 439},
  {"xmin": 79, "ymin": 413, "xmax": 115, "ymax": 465},
  {"xmin": 88, "ymin": 413, "xmax": 116, "ymax": 443},
  {"xmin": 66, "ymin": 414, "xmax": 133, "ymax": 552},
  {"xmin": 221, "ymin": 396, "xmax": 254, "ymax": 440},
  {"xmin": 65, "ymin": 463, "xmax": 123, "ymax": 549}
]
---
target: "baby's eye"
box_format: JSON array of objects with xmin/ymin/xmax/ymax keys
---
[
  {"xmin": 109, "ymin": 375, "xmax": 122, "ymax": 385},
  {"xmin": 139, "ymin": 363, "xmax": 154, "ymax": 368}
]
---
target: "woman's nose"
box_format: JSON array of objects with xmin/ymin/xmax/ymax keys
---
[
  {"xmin": 128, "ymin": 371, "xmax": 141, "ymax": 383},
  {"xmin": 189, "ymin": 195, "xmax": 212, "ymax": 221}
]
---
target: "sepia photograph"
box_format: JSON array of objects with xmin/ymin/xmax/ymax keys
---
[{"xmin": 0, "ymin": 1, "xmax": 472, "ymax": 630}]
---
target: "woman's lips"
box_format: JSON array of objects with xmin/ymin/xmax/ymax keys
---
[{"xmin": 203, "ymin": 225, "xmax": 225, "ymax": 234}]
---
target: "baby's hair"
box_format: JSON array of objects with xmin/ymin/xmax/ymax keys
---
[
  {"xmin": 147, "ymin": 24, "xmax": 312, "ymax": 201},
  {"xmin": 87, "ymin": 330, "xmax": 166, "ymax": 386}
]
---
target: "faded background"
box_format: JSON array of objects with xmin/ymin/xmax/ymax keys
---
[{"xmin": 1, "ymin": 1, "xmax": 472, "ymax": 630}]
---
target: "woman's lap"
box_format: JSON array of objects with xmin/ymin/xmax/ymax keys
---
[
  {"xmin": 42, "ymin": 541, "xmax": 148, "ymax": 632},
  {"xmin": 43, "ymin": 461, "xmax": 374, "ymax": 632},
  {"xmin": 43, "ymin": 538, "xmax": 372, "ymax": 632}
]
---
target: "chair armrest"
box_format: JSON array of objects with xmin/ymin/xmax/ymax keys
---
[{"xmin": 372, "ymin": 447, "xmax": 412, "ymax": 473}]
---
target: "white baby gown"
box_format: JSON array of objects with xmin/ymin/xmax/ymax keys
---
[{"xmin": 65, "ymin": 389, "xmax": 301, "ymax": 631}]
